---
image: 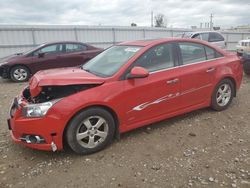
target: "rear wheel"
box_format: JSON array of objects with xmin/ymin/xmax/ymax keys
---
[
  {"xmin": 66, "ymin": 107, "xmax": 115, "ymax": 154},
  {"xmin": 10, "ymin": 65, "xmax": 30, "ymax": 82},
  {"xmin": 211, "ymin": 79, "xmax": 235, "ymax": 111}
]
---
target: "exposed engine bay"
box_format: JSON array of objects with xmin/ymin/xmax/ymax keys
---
[{"xmin": 23, "ymin": 84, "xmax": 98, "ymax": 103}]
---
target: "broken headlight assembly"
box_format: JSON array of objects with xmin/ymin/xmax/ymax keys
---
[{"xmin": 22, "ymin": 99, "xmax": 61, "ymax": 118}]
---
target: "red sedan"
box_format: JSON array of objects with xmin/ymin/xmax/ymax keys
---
[{"xmin": 8, "ymin": 38, "xmax": 243, "ymax": 154}]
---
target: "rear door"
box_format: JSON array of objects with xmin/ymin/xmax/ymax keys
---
[
  {"xmin": 176, "ymin": 42, "xmax": 223, "ymax": 108},
  {"xmin": 122, "ymin": 43, "xmax": 182, "ymax": 125},
  {"xmin": 58, "ymin": 43, "xmax": 89, "ymax": 67}
]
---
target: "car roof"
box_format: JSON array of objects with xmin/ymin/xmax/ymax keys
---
[
  {"xmin": 117, "ymin": 38, "xmax": 211, "ymax": 47},
  {"xmin": 184, "ymin": 31, "xmax": 223, "ymax": 35},
  {"xmin": 40, "ymin": 41, "xmax": 87, "ymax": 46}
]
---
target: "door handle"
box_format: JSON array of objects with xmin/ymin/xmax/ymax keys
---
[
  {"xmin": 166, "ymin": 78, "xmax": 179, "ymax": 84},
  {"xmin": 206, "ymin": 68, "xmax": 215, "ymax": 73}
]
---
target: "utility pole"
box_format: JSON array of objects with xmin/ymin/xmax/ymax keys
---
[
  {"xmin": 210, "ymin": 13, "xmax": 213, "ymax": 31},
  {"xmin": 151, "ymin": 11, "xmax": 154, "ymax": 27}
]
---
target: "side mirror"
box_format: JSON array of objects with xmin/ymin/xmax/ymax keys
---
[
  {"xmin": 127, "ymin": 66, "xmax": 149, "ymax": 79},
  {"xmin": 38, "ymin": 52, "xmax": 45, "ymax": 58}
]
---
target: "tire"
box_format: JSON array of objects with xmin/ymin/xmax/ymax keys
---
[
  {"xmin": 244, "ymin": 69, "xmax": 250, "ymax": 75},
  {"xmin": 66, "ymin": 107, "xmax": 115, "ymax": 154},
  {"xmin": 243, "ymin": 62, "xmax": 250, "ymax": 75},
  {"xmin": 211, "ymin": 79, "xmax": 235, "ymax": 111},
  {"xmin": 10, "ymin": 65, "xmax": 30, "ymax": 82}
]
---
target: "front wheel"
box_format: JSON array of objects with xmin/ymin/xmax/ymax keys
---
[
  {"xmin": 211, "ymin": 79, "xmax": 235, "ymax": 111},
  {"xmin": 10, "ymin": 65, "xmax": 30, "ymax": 82},
  {"xmin": 65, "ymin": 107, "xmax": 115, "ymax": 154}
]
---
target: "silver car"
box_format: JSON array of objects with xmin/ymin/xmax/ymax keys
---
[
  {"xmin": 236, "ymin": 39, "xmax": 250, "ymax": 55},
  {"xmin": 182, "ymin": 31, "xmax": 226, "ymax": 49}
]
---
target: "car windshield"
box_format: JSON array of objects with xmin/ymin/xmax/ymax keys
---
[
  {"xmin": 23, "ymin": 44, "xmax": 46, "ymax": 55},
  {"xmin": 182, "ymin": 32, "xmax": 194, "ymax": 38},
  {"xmin": 81, "ymin": 45, "xmax": 142, "ymax": 77}
]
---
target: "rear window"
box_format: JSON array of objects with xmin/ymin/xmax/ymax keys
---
[
  {"xmin": 65, "ymin": 44, "xmax": 87, "ymax": 52},
  {"xmin": 178, "ymin": 42, "xmax": 224, "ymax": 65},
  {"xmin": 179, "ymin": 42, "xmax": 206, "ymax": 65},
  {"xmin": 209, "ymin": 32, "xmax": 224, "ymax": 42},
  {"xmin": 205, "ymin": 46, "xmax": 223, "ymax": 59}
]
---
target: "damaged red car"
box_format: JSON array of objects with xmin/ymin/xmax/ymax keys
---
[{"xmin": 8, "ymin": 38, "xmax": 243, "ymax": 154}]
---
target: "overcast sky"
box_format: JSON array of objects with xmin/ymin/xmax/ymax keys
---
[{"xmin": 0, "ymin": 0, "xmax": 249, "ymax": 28}]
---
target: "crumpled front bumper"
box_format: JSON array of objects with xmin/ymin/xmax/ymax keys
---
[
  {"xmin": 0, "ymin": 65, "xmax": 9, "ymax": 78},
  {"xmin": 0, "ymin": 66, "xmax": 9, "ymax": 78},
  {"xmin": 8, "ymin": 96, "xmax": 65, "ymax": 151}
]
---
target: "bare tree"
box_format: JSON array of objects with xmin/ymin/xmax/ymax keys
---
[{"xmin": 155, "ymin": 14, "xmax": 166, "ymax": 27}]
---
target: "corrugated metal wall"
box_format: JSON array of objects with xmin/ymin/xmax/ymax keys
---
[{"xmin": 1, "ymin": 25, "xmax": 250, "ymax": 58}]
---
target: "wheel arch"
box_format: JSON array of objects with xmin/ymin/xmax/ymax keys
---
[
  {"xmin": 62, "ymin": 104, "xmax": 120, "ymax": 150},
  {"xmin": 216, "ymin": 76, "xmax": 237, "ymax": 97},
  {"xmin": 9, "ymin": 64, "xmax": 32, "ymax": 77}
]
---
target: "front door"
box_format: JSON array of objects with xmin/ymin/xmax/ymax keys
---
[
  {"xmin": 31, "ymin": 44, "xmax": 63, "ymax": 72},
  {"xmin": 58, "ymin": 43, "xmax": 89, "ymax": 67},
  {"xmin": 122, "ymin": 43, "xmax": 182, "ymax": 126}
]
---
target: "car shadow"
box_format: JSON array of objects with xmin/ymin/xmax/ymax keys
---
[
  {"xmin": 120, "ymin": 107, "xmax": 213, "ymax": 140},
  {"xmin": 0, "ymin": 78, "xmax": 28, "ymax": 84}
]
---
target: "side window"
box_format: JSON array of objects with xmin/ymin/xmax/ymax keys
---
[
  {"xmin": 209, "ymin": 32, "xmax": 224, "ymax": 42},
  {"xmin": 33, "ymin": 44, "xmax": 62, "ymax": 56},
  {"xmin": 133, "ymin": 43, "xmax": 174, "ymax": 72},
  {"xmin": 215, "ymin": 51, "xmax": 223, "ymax": 58},
  {"xmin": 200, "ymin": 33, "xmax": 209, "ymax": 41},
  {"xmin": 65, "ymin": 44, "xmax": 87, "ymax": 53},
  {"xmin": 204, "ymin": 46, "xmax": 223, "ymax": 59},
  {"xmin": 205, "ymin": 46, "xmax": 216, "ymax": 60},
  {"xmin": 179, "ymin": 42, "xmax": 206, "ymax": 65}
]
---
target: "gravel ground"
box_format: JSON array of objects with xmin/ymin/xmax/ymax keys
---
[{"xmin": 0, "ymin": 75, "xmax": 250, "ymax": 188}]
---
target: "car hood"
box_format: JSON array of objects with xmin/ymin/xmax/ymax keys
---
[
  {"xmin": 29, "ymin": 67, "xmax": 106, "ymax": 97},
  {"xmin": 0, "ymin": 53, "xmax": 24, "ymax": 63}
]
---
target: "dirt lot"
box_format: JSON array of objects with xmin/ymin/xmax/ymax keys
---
[{"xmin": 0, "ymin": 75, "xmax": 250, "ymax": 188}]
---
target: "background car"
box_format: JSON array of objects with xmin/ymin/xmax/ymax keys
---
[
  {"xmin": 182, "ymin": 31, "xmax": 226, "ymax": 49},
  {"xmin": 0, "ymin": 41, "xmax": 103, "ymax": 82},
  {"xmin": 8, "ymin": 38, "xmax": 243, "ymax": 154},
  {"xmin": 242, "ymin": 52, "xmax": 250, "ymax": 75},
  {"xmin": 236, "ymin": 39, "xmax": 250, "ymax": 55}
]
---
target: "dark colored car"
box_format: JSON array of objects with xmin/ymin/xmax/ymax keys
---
[
  {"xmin": 0, "ymin": 41, "xmax": 103, "ymax": 82},
  {"xmin": 242, "ymin": 52, "xmax": 250, "ymax": 75}
]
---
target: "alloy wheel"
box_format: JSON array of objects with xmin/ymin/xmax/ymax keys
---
[
  {"xmin": 76, "ymin": 116, "xmax": 108, "ymax": 148},
  {"xmin": 216, "ymin": 83, "xmax": 232, "ymax": 107},
  {"xmin": 13, "ymin": 68, "xmax": 28, "ymax": 81}
]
